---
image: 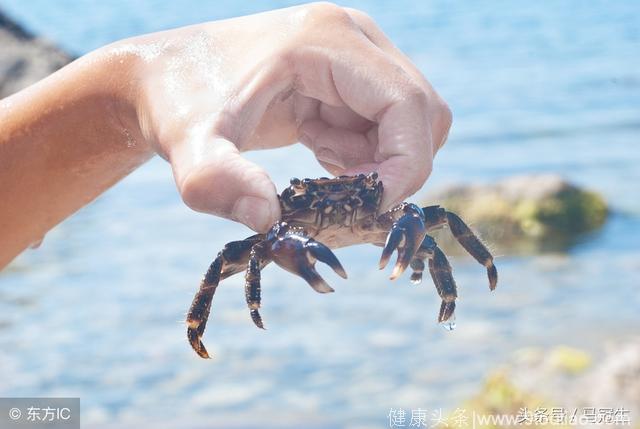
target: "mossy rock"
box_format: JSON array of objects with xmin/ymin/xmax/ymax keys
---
[
  {"xmin": 426, "ymin": 174, "xmax": 608, "ymax": 252},
  {"xmin": 547, "ymin": 345, "xmax": 592, "ymax": 375},
  {"xmin": 1, "ymin": 9, "xmax": 72, "ymax": 98},
  {"xmin": 451, "ymin": 342, "xmax": 639, "ymax": 429},
  {"xmin": 450, "ymin": 370, "xmax": 565, "ymax": 428}
]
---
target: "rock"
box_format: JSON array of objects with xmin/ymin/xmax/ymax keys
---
[
  {"xmin": 0, "ymin": 9, "xmax": 73, "ymax": 98},
  {"xmin": 510, "ymin": 340, "xmax": 640, "ymax": 427},
  {"xmin": 577, "ymin": 340, "xmax": 640, "ymax": 422},
  {"xmin": 426, "ymin": 174, "xmax": 608, "ymax": 252},
  {"xmin": 454, "ymin": 370, "xmax": 549, "ymax": 426},
  {"xmin": 547, "ymin": 345, "xmax": 593, "ymax": 375},
  {"xmin": 454, "ymin": 340, "xmax": 640, "ymax": 428}
]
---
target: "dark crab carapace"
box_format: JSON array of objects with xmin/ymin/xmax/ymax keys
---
[{"xmin": 187, "ymin": 173, "xmax": 497, "ymax": 358}]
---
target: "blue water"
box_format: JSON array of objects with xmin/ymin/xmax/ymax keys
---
[{"xmin": 0, "ymin": 1, "xmax": 639, "ymax": 428}]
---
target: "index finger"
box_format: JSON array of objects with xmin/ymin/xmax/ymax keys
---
[
  {"xmin": 344, "ymin": 7, "xmax": 453, "ymax": 155},
  {"xmin": 327, "ymin": 37, "xmax": 436, "ymax": 210}
]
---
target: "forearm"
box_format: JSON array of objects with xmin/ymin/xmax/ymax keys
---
[{"xmin": 0, "ymin": 47, "xmax": 151, "ymax": 268}]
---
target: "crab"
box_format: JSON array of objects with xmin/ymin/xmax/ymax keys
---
[{"xmin": 186, "ymin": 172, "xmax": 497, "ymax": 358}]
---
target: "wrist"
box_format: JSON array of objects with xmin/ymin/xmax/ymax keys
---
[{"xmin": 84, "ymin": 41, "xmax": 152, "ymax": 156}]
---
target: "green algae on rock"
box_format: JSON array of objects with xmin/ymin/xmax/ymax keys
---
[
  {"xmin": 426, "ymin": 174, "xmax": 608, "ymax": 251},
  {"xmin": 547, "ymin": 345, "xmax": 592, "ymax": 375},
  {"xmin": 451, "ymin": 340, "xmax": 640, "ymax": 428}
]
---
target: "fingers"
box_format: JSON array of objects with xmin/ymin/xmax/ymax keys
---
[
  {"xmin": 294, "ymin": 34, "xmax": 435, "ymax": 211},
  {"xmin": 292, "ymin": 7, "xmax": 450, "ymax": 209},
  {"xmin": 344, "ymin": 8, "xmax": 453, "ymax": 153},
  {"xmin": 169, "ymin": 131, "xmax": 280, "ymax": 232},
  {"xmin": 299, "ymin": 118, "xmax": 377, "ymax": 174},
  {"xmin": 158, "ymin": 4, "xmax": 450, "ymax": 225}
]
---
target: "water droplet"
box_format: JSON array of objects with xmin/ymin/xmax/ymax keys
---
[
  {"xmin": 440, "ymin": 313, "xmax": 456, "ymax": 331},
  {"xmin": 29, "ymin": 237, "xmax": 44, "ymax": 249}
]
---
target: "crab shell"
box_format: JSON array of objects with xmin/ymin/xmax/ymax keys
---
[{"xmin": 279, "ymin": 173, "xmax": 386, "ymax": 248}]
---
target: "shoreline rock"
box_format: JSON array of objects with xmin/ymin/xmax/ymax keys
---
[
  {"xmin": 425, "ymin": 174, "xmax": 608, "ymax": 253},
  {"xmin": 0, "ymin": 9, "xmax": 73, "ymax": 98},
  {"xmin": 454, "ymin": 339, "xmax": 640, "ymax": 428}
]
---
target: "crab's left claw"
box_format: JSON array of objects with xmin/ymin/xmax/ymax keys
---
[
  {"xmin": 379, "ymin": 204, "xmax": 427, "ymax": 280},
  {"xmin": 270, "ymin": 232, "xmax": 347, "ymax": 294}
]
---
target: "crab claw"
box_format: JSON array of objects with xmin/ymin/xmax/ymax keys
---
[
  {"xmin": 270, "ymin": 234, "xmax": 346, "ymax": 294},
  {"xmin": 379, "ymin": 204, "xmax": 427, "ymax": 280},
  {"xmin": 307, "ymin": 241, "xmax": 348, "ymax": 279},
  {"xmin": 379, "ymin": 225, "xmax": 403, "ymax": 270}
]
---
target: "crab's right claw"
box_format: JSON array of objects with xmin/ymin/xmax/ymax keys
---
[
  {"xmin": 379, "ymin": 204, "xmax": 427, "ymax": 280},
  {"xmin": 271, "ymin": 235, "xmax": 347, "ymax": 294},
  {"xmin": 307, "ymin": 241, "xmax": 348, "ymax": 279}
]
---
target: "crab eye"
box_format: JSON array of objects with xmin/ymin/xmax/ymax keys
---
[{"xmin": 290, "ymin": 178, "xmax": 301, "ymax": 186}]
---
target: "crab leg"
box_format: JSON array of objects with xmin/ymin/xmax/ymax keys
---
[
  {"xmin": 409, "ymin": 234, "xmax": 458, "ymax": 322},
  {"xmin": 245, "ymin": 244, "xmax": 271, "ymax": 330},
  {"xmin": 378, "ymin": 203, "xmax": 427, "ymax": 280},
  {"xmin": 446, "ymin": 211, "xmax": 498, "ymax": 290},
  {"xmin": 408, "ymin": 234, "xmax": 436, "ymax": 285},
  {"xmin": 422, "ymin": 206, "xmax": 498, "ymax": 290},
  {"xmin": 187, "ymin": 235, "xmax": 263, "ymax": 359},
  {"xmin": 429, "ymin": 246, "xmax": 458, "ymax": 322}
]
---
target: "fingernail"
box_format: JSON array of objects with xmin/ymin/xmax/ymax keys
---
[
  {"xmin": 315, "ymin": 147, "xmax": 345, "ymax": 169},
  {"xmin": 232, "ymin": 196, "xmax": 274, "ymax": 232},
  {"xmin": 377, "ymin": 176, "xmax": 402, "ymax": 213}
]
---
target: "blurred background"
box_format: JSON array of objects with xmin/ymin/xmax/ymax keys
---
[{"xmin": 0, "ymin": 1, "xmax": 638, "ymax": 428}]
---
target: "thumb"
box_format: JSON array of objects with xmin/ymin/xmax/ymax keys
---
[{"xmin": 169, "ymin": 135, "xmax": 280, "ymax": 232}]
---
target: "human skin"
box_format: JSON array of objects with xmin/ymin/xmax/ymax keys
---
[{"xmin": 0, "ymin": 3, "xmax": 451, "ymax": 269}]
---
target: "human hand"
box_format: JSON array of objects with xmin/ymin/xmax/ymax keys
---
[{"xmin": 116, "ymin": 2, "xmax": 452, "ymax": 232}]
